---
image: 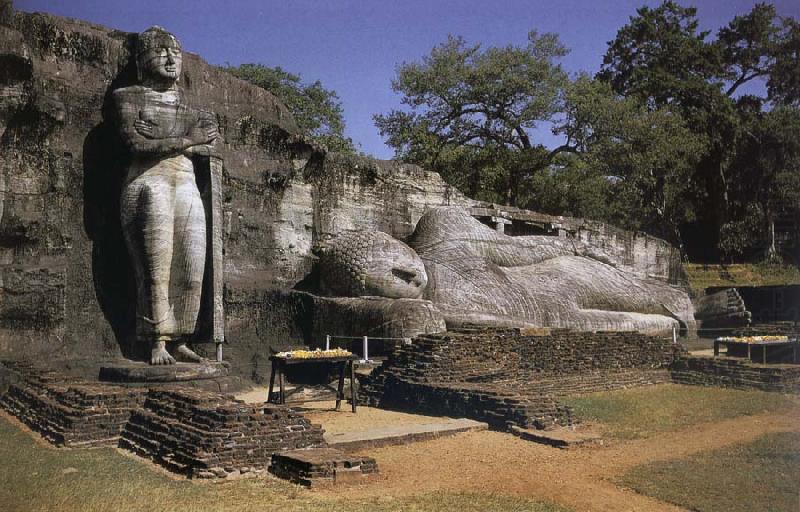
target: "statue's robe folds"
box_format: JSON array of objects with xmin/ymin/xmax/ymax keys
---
[
  {"xmin": 409, "ymin": 207, "xmax": 696, "ymax": 335},
  {"xmin": 114, "ymin": 86, "xmax": 207, "ymax": 342}
]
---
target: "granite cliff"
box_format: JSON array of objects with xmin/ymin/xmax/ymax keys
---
[{"xmin": 0, "ymin": 2, "xmax": 685, "ymax": 380}]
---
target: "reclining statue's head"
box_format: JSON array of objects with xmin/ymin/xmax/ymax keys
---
[
  {"xmin": 317, "ymin": 231, "xmax": 427, "ymax": 299},
  {"xmin": 137, "ymin": 26, "xmax": 182, "ymax": 86}
]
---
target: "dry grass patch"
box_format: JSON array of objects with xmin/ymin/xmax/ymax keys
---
[
  {"xmin": 562, "ymin": 383, "xmax": 800, "ymax": 439},
  {"xmin": 0, "ymin": 414, "xmax": 567, "ymax": 512},
  {"xmin": 618, "ymin": 432, "xmax": 800, "ymax": 512},
  {"xmin": 684, "ymin": 262, "xmax": 800, "ymax": 294}
]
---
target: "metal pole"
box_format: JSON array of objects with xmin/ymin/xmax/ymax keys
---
[
  {"xmin": 363, "ymin": 335, "xmax": 369, "ymax": 362},
  {"xmin": 672, "ymin": 327, "xmax": 677, "ymax": 344},
  {"xmin": 325, "ymin": 335, "xmax": 330, "ymax": 351}
]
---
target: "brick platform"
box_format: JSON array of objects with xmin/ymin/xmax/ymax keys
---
[
  {"xmin": 270, "ymin": 448, "xmax": 378, "ymax": 487},
  {"xmin": 0, "ymin": 360, "xmax": 331, "ymax": 479},
  {"xmin": 670, "ymin": 355, "xmax": 800, "ymax": 393},
  {"xmin": 362, "ymin": 328, "xmax": 678, "ymax": 430},
  {"xmin": 0, "ymin": 360, "xmax": 145, "ymax": 447},
  {"xmin": 121, "ymin": 389, "xmax": 325, "ymax": 478}
]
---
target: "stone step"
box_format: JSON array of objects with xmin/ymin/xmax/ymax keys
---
[
  {"xmin": 325, "ymin": 417, "xmax": 488, "ymax": 451},
  {"xmin": 510, "ymin": 425, "xmax": 603, "ymax": 448},
  {"xmin": 270, "ymin": 447, "xmax": 378, "ymax": 487}
]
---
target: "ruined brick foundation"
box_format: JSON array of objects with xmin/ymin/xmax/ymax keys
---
[
  {"xmin": 361, "ymin": 328, "xmax": 678, "ymax": 430},
  {"xmin": 0, "ymin": 360, "xmax": 327, "ymax": 478},
  {"xmin": 270, "ymin": 448, "xmax": 378, "ymax": 487},
  {"xmin": 670, "ymin": 355, "xmax": 800, "ymax": 393},
  {"xmin": 121, "ymin": 389, "xmax": 325, "ymax": 478},
  {"xmin": 0, "ymin": 360, "xmax": 145, "ymax": 447}
]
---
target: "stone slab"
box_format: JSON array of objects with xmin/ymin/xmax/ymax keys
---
[
  {"xmin": 325, "ymin": 417, "xmax": 488, "ymax": 451},
  {"xmin": 270, "ymin": 447, "xmax": 378, "ymax": 487},
  {"xmin": 99, "ymin": 361, "xmax": 229, "ymax": 383},
  {"xmin": 510, "ymin": 425, "xmax": 603, "ymax": 448}
]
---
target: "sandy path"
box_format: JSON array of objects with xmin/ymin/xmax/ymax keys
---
[{"xmin": 321, "ymin": 408, "xmax": 800, "ymax": 512}]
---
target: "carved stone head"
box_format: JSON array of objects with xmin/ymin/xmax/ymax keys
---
[
  {"xmin": 317, "ymin": 231, "xmax": 427, "ymax": 299},
  {"xmin": 136, "ymin": 26, "xmax": 182, "ymax": 85}
]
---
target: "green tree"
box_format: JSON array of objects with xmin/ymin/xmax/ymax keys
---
[
  {"xmin": 374, "ymin": 31, "xmax": 570, "ymax": 205},
  {"xmin": 222, "ymin": 64, "xmax": 355, "ymax": 153},
  {"xmin": 598, "ymin": 1, "xmax": 798, "ymax": 260},
  {"xmin": 553, "ymin": 76, "xmax": 704, "ymax": 250},
  {"xmin": 723, "ymin": 105, "xmax": 800, "ymax": 260}
]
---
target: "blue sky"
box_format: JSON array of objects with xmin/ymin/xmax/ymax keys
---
[{"xmin": 15, "ymin": 1, "xmax": 800, "ymax": 159}]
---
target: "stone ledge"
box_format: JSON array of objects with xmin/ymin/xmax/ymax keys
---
[
  {"xmin": 510, "ymin": 425, "xmax": 603, "ymax": 448},
  {"xmin": 325, "ymin": 417, "xmax": 487, "ymax": 451},
  {"xmin": 270, "ymin": 447, "xmax": 378, "ymax": 487},
  {"xmin": 99, "ymin": 361, "xmax": 229, "ymax": 383},
  {"xmin": 670, "ymin": 355, "xmax": 800, "ymax": 393}
]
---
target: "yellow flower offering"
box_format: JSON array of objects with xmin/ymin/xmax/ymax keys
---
[{"xmin": 274, "ymin": 348, "xmax": 353, "ymax": 359}]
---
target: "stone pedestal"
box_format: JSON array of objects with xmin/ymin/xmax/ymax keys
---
[{"xmin": 99, "ymin": 361, "xmax": 229, "ymax": 383}]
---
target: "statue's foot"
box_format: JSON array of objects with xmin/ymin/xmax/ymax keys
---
[
  {"xmin": 174, "ymin": 343, "xmax": 207, "ymax": 363},
  {"xmin": 150, "ymin": 339, "xmax": 176, "ymax": 365}
]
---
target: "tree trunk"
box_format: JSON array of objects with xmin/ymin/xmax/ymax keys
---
[{"xmin": 766, "ymin": 216, "xmax": 777, "ymax": 261}]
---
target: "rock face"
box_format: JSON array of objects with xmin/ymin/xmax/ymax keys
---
[
  {"xmin": 0, "ymin": 3, "xmax": 690, "ymax": 380},
  {"xmin": 0, "ymin": 4, "xmax": 468, "ymax": 378}
]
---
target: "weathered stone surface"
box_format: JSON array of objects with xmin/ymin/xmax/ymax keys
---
[
  {"xmin": 315, "ymin": 207, "xmax": 695, "ymax": 336},
  {"xmin": 0, "ymin": 359, "xmax": 327, "ymax": 477},
  {"xmin": 121, "ymin": 388, "xmax": 325, "ymax": 478},
  {"xmin": 694, "ymin": 288, "xmax": 751, "ymax": 331},
  {"xmin": 98, "ymin": 361, "xmax": 228, "ymax": 382},
  {"xmin": 0, "ymin": 6, "xmax": 467, "ymax": 375},
  {"xmin": 0, "ymin": 360, "xmax": 146, "ymax": 447},
  {"xmin": 0, "ymin": 4, "xmax": 693, "ymax": 379},
  {"xmin": 470, "ymin": 203, "xmax": 688, "ymax": 286},
  {"xmin": 113, "ymin": 26, "xmax": 223, "ymax": 365}
]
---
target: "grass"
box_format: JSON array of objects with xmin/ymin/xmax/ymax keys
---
[
  {"xmin": 562, "ymin": 383, "xmax": 800, "ymax": 440},
  {"xmin": 619, "ymin": 432, "xmax": 800, "ymax": 512},
  {"xmin": 684, "ymin": 262, "xmax": 800, "ymax": 295},
  {"xmin": 0, "ymin": 415, "xmax": 568, "ymax": 512}
]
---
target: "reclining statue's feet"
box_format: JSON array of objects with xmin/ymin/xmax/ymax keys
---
[
  {"xmin": 151, "ymin": 339, "xmax": 176, "ymax": 365},
  {"xmin": 174, "ymin": 342, "xmax": 206, "ymax": 363}
]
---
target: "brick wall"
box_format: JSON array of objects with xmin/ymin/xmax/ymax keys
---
[
  {"xmin": 0, "ymin": 361, "xmax": 326, "ymax": 478},
  {"xmin": 670, "ymin": 356, "xmax": 800, "ymax": 393},
  {"xmin": 362, "ymin": 328, "xmax": 677, "ymax": 430}
]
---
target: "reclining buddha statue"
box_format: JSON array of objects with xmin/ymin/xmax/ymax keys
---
[{"xmin": 315, "ymin": 207, "xmax": 695, "ymax": 336}]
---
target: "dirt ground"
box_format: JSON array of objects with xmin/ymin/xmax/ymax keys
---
[
  {"xmin": 326, "ymin": 410, "xmax": 799, "ymax": 511},
  {"xmin": 235, "ymin": 386, "xmax": 800, "ymax": 511},
  {"xmin": 237, "ymin": 387, "xmax": 451, "ymax": 434}
]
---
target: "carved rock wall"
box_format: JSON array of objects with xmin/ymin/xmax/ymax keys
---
[
  {"xmin": 0, "ymin": 5, "xmax": 468, "ymax": 376},
  {"xmin": 0, "ymin": 4, "xmax": 688, "ymax": 379}
]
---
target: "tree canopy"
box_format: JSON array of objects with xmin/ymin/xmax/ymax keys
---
[
  {"xmin": 597, "ymin": 1, "xmax": 799, "ymax": 260},
  {"xmin": 222, "ymin": 63, "xmax": 355, "ymax": 153},
  {"xmin": 374, "ymin": 31, "xmax": 570, "ymax": 205},
  {"xmin": 376, "ymin": 1, "xmax": 799, "ymax": 262}
]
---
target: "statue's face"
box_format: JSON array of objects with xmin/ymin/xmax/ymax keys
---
[
  {"xmin": 140, "ymin": 43, "xmax": 182, "ymax": 83},
  {"xmin": 319, "ymin": 231, "xmax": 428, "ymax": 299}
]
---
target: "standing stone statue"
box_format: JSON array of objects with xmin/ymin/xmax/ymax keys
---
[{"xmin": 112, "ymin": 27, "xmax": 219, "ymax": 365}]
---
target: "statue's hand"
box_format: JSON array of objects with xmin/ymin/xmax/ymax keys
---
[
  {"xmin": 134, "ymin": 119, "xmax": 158, "ymax": 139},
  {"xmin": 203, "ymin": 124, "xmax": 219, "ymax": 144},
  {"xmin": 189, "ymin": 124, "xmax": 217, "ymax": 145}
]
